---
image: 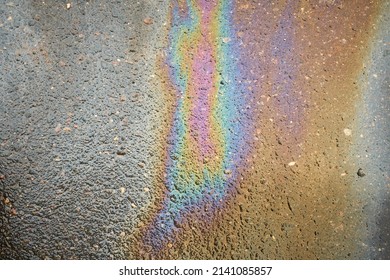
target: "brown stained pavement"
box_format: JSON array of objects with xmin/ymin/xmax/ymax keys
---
[{"xmin": 125, "ymin": 0, "xmax": 387, "ymax": 259}]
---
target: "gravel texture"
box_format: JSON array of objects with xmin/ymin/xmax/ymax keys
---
[{"xmin": 0, "ymin": 0, "xmax": 389, "ymax": 259}]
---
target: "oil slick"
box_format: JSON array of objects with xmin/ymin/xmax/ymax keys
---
[{"xmin": 138, "ymin": 0, "xmax": 250, "ymax": 255}]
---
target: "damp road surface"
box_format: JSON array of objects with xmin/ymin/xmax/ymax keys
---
[{"xmin": 0, "ymin": 0, "xmax": 389, "ymax": 259}]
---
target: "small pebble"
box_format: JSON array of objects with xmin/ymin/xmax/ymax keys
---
[
  {"xmin": 222, "ymin": 37, "xmax": 231, "ymax": 43},
  {"xmin": 143, "ymin": 18, "xmax": 153, "ymax": 25},
  {"xmin": 55, "ymin": 124, "xmax": 62, "ymax": 133},
  {"xmin": 343, "ymin": 128, "xmax": 352, "ymax": 136},
  {"xmin": 357, "ymin": 168, "xmax": 365, "ymax": 177}
]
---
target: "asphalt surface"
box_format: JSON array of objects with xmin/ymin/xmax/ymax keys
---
[
  {"xmin": 0, "ymin": 0, "xmax": 169, "ymax": 259},
  {"xmin": 0, "ymin": 0, "xmax": 389, "ymax": 259}
]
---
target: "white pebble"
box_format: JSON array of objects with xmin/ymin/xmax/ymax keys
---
[{"xmin": 344, "ymin": 128, "xmax": 352, "ymax": 136}]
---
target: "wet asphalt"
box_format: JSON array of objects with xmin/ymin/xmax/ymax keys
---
[{"xmin": 1, "ymin": 0, "xmax": 389, "ymax": 259}]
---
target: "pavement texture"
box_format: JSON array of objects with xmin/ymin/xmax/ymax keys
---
[{"xmin": 0, "ymin": 0, "xmax": 389, "ymax": 259}]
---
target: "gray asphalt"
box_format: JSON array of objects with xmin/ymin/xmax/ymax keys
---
[{"xmin": 0, "ymin": 0, "xmax": 166, "ymax": 259}]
